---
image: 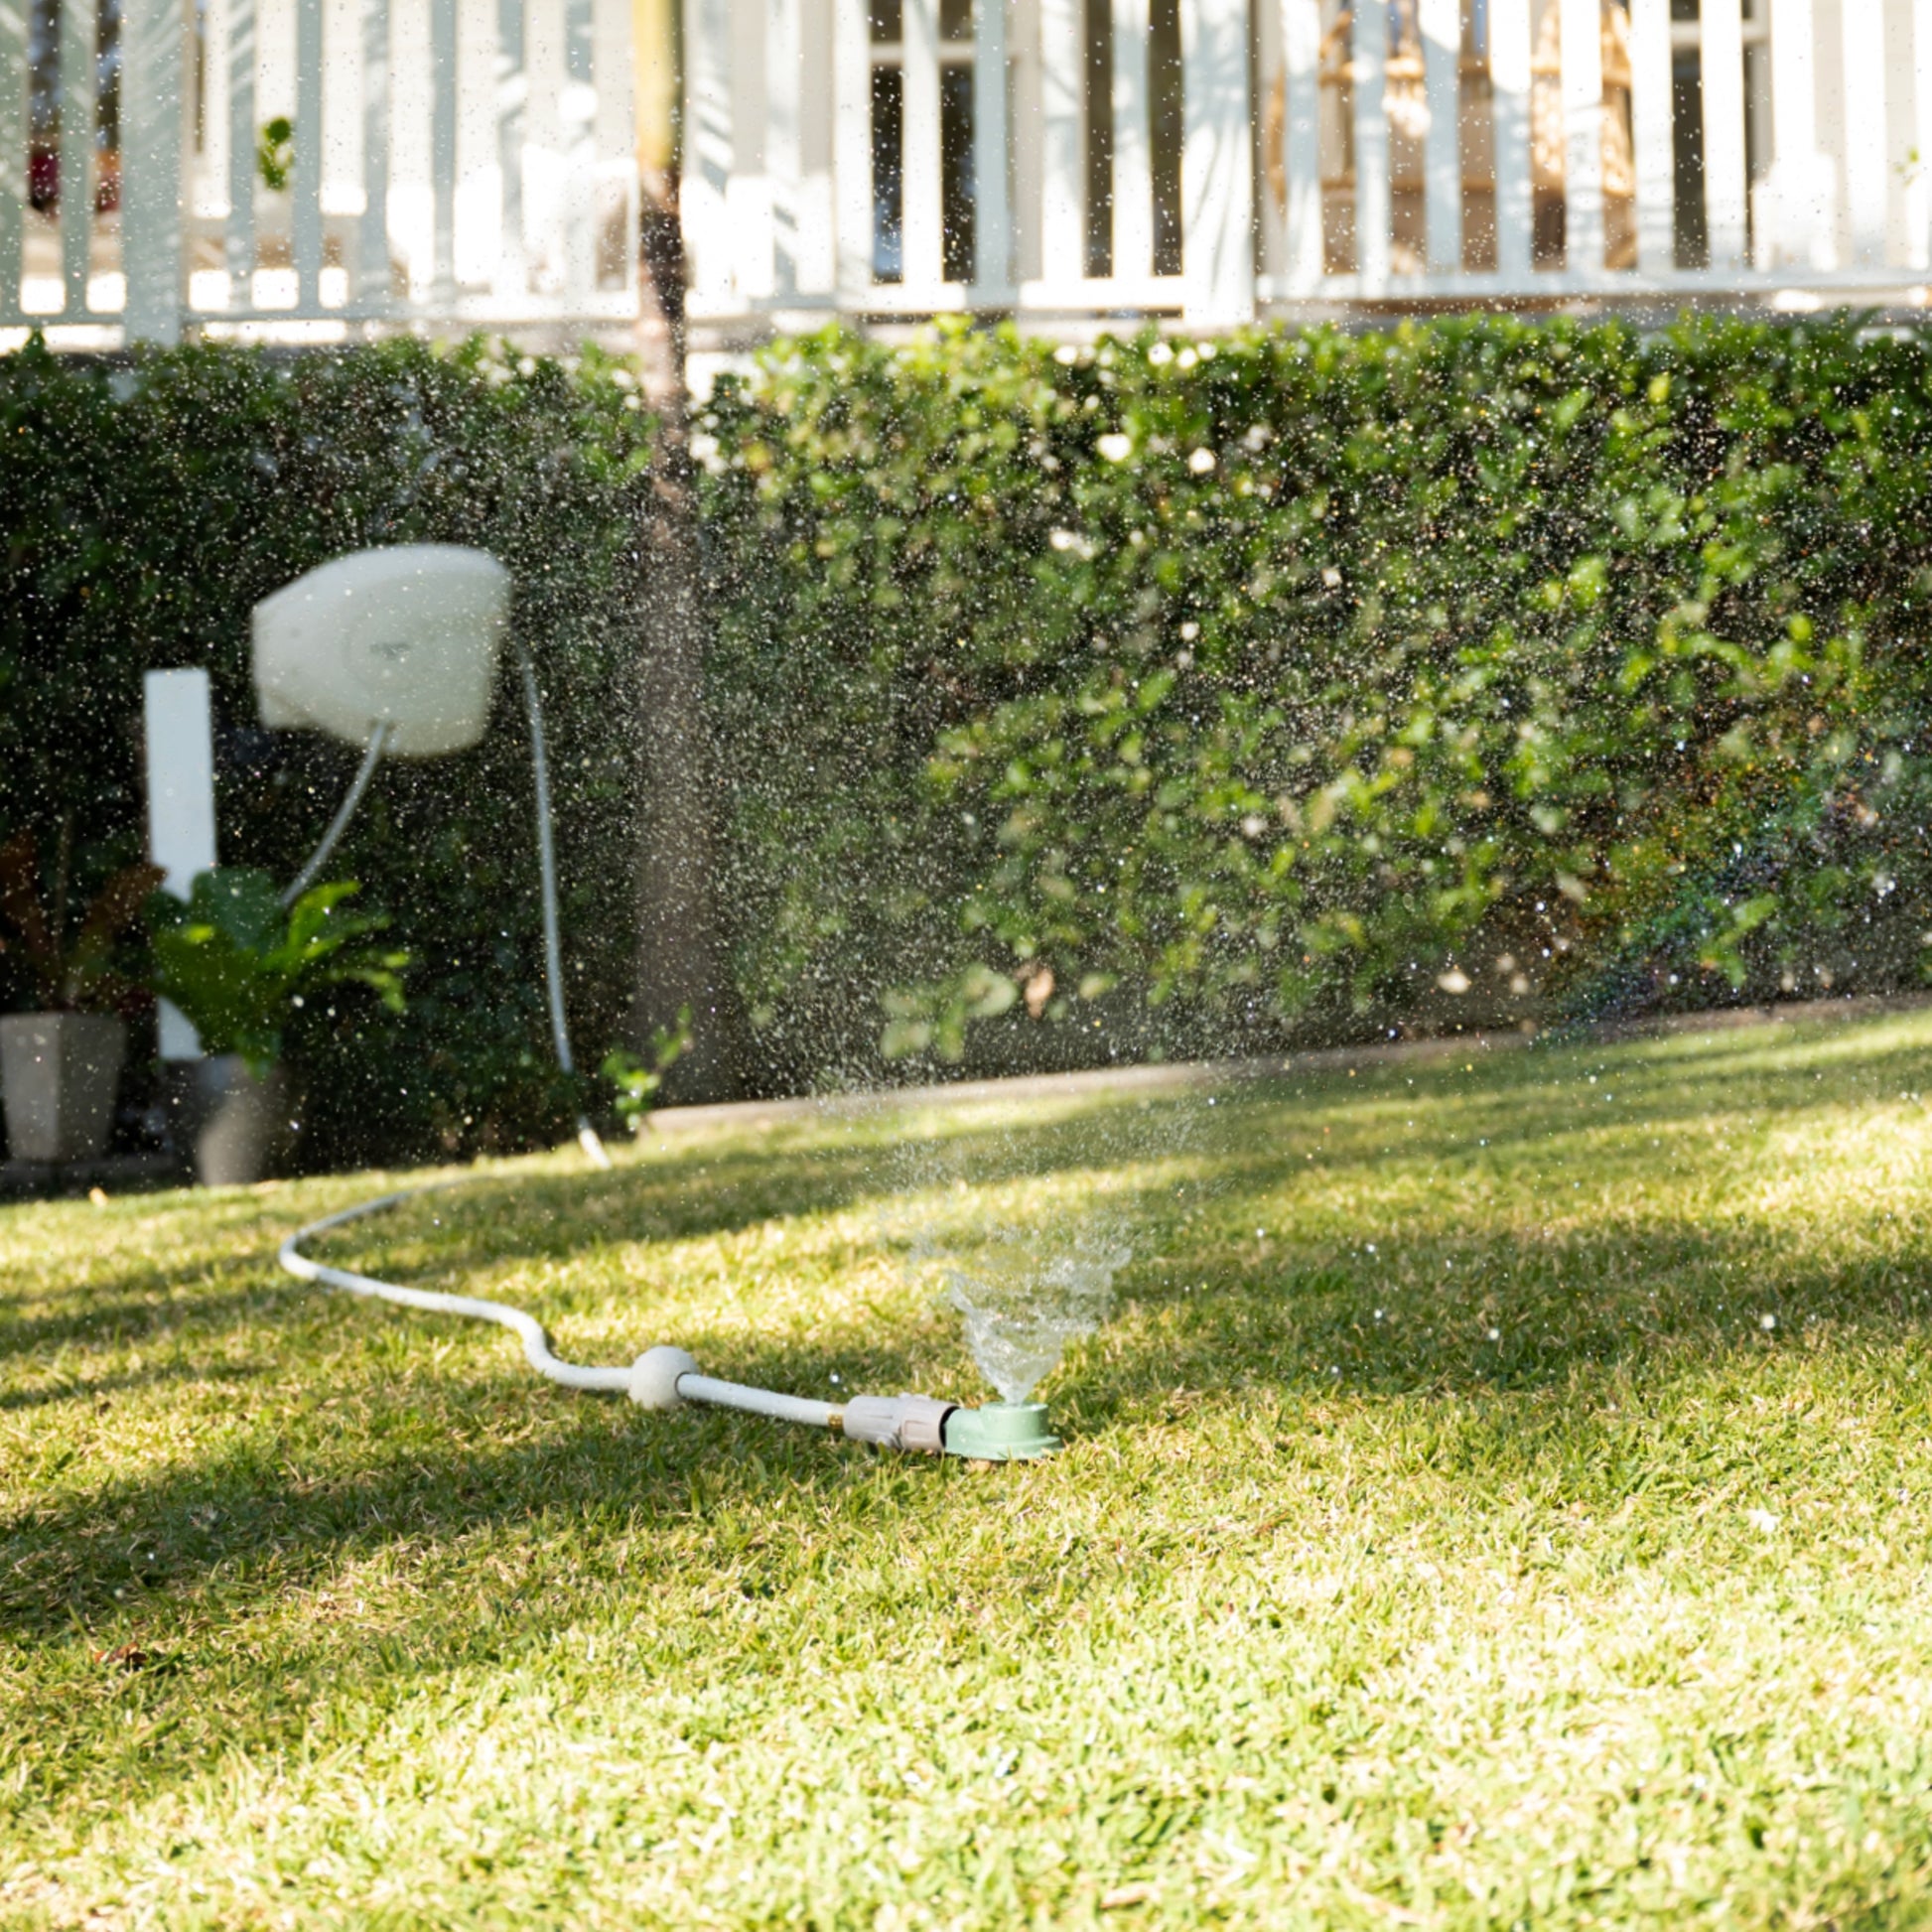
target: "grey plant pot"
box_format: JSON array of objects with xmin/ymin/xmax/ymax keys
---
[
  {"xmin": 0, "ymin": 1012, "xmax": 128, "ymax": 1165},
  {"xmin": 167, "ymin": 1055, "xmax": 295, "ymax": 1187}
]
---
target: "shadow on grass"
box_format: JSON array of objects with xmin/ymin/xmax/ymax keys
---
[{"xmin": 6, "ymin": 1014, "xmax": 1932, "ymax": 1641}]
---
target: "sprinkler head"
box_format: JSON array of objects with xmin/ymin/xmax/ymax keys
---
[{"xmin": 941, "ymin": 1401, "xmax": 1061, "ymax": 1461}]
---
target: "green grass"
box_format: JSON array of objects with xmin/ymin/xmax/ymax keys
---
[{"xmin": 8, "ymin": 1009, "xmax": 1932, "ymax": 1929}]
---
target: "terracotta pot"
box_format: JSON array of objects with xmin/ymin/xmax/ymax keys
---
[
  {"xmin": 0, "ymin": 1013, "xmax": 128, "ymax": 1165},
  {"xmin": 166, "ymin": 1055, "xmax": 294, "ymax": 1186}
]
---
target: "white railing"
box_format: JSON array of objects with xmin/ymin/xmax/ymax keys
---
[
  {"xmin": 0, "ymin": 0, "xmax": 637, "ymax": 345},
  {"xmin": 685, "ymin": 0, "xmax": 1932, "ymax": 330}
]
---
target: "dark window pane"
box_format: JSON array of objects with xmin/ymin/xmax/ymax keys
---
[
  {"xmin": 941, "ymin": 60, "xmax": 976, "ymax": 282},
  {"xmin": 870, "ymin": 0, "xmax": 901, "ymax": 43},
  {"xmin": 940, "ymin": 0, "xmax": 972, "ymax": 40},
  {"xmin": 873, "ymin": 65, "xmax": 903, "ymax": 281},
  {"xmin": 1150, "ymin": 0, "xmax": 1183, "ymax": 275},
  {"xmin": 1084, "ymin": 0, "xmax": 1112, "ymax": 276}
]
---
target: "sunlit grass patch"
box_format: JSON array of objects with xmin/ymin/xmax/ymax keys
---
[{"xmin": 5, "ymin": 1009, "xmax": 1932, "ymax": 1927}]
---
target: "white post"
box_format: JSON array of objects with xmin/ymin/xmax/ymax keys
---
[
  {"xmin": 1700, "ymin": 0, "xmax": 1746, "ymax": 269},
  {"xmin": 972, "ymin": 0, "xmax": 1013, "ymax": 296},
  {"xmin": 294, "ymin": 0, "xmax": 326, "ymax": 307},
  {"xmin": 563, "ymin": 0, "xmax": 598, "ymax": 301},
  {"xmin": 1491, "ymin": 0, "xmax": 1532, "ymax": 278},
  {"xmin": 1038, "ymin": 0, "xmax": 1082, "ymax": 286},
  {"xmin": 684, "ymin": 0, "xmax": 736, "ymax": 308},
  {"xmin": 1421, "ymin": 0, "xmax": 1460, "ymax": 270},
  {"xmin": 1114, "ymin": 0, "xmax": 1154, "ymax": 280},
  {"xmin": 121, "ymin": 0, "xmax": 186, "ymax": 342},
  {"xmin": 1281, "ymin": 0, "xmax": 1320, "ymax": 288},
  {"xmin": 144, "ymin": 670, "xmax": 218, "ymax": 1061},
  {"xmin": 59, "ymin": 0, "xmax": 92, "ymax": 311},
  {"xmin": 0, "ymin": 0, "xmax": 21, "ymax": 318},
  {"xmin": 1627, "ymin": 0, "xmax": 1672, "ymax": 271},
  {"xmin": 1559, "ymin": 0, "xmax": 1602, "ymax": 270},
  {"xmin": 902, "ymin": 0, "xmax": 942, "ymax": 288},
  {"xmin": 1349, "ymin": 0, "xmax": 1389, "ymax": 288},
  {"xmin": 832, "ymin": 0, "xmax": 870, "ymax": 296},
  {"xmin": 1181, "ymin": 0, "xmax": 1254, "ymax": 319},
  {"xmin": 1839, "ymin": 0, "xmax": 1886, "ymax": 264}
]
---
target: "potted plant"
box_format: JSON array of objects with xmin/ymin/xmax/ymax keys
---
[
  {"xmin": 0, "ymin": 829, "xmax": 164, "ymax": 1165},
  {"xmin": 146, "ymin": 867, "xmax": 407, "ymax": 1185}
]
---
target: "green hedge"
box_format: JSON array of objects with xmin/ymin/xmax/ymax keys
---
[
  {"xmin": 0, "ymin": 338, "xmax": 655, "ymax": 1165},
  {"xmin": 700, "ymin": 314, "xmax": 1932, "ymax": 1079}
]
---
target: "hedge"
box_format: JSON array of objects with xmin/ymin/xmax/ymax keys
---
[
  {"xmin": 0, "ymin": 337, "xmax": 656, "ymax": 1166},
  {"xmin": 699, "ymin": 313, "xmax": 1932, "ymax": 1081},
  {"xmin": 8, "ymin": 315, "xmax": 1932, "ymax": 1165}
]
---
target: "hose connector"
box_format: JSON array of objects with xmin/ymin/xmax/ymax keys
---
[
  {"xmin": 841, "ymin": 1393, "xmax": 956, "ymax": 1453},
  {"xmin": 629, "ymin": 1344, "xmax": 699, "ymax": 1409}
]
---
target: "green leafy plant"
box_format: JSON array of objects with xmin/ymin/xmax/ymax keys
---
[
  {"xmin": 146, "ymin": 869, "xmax": 407, "ymax": 1075},
  {"xmin": 0, "ymin": 824, "xmax": 163, "ymax": 1014},
  {"xmin": 257, "ymin": 117, "xmax": 295, "ymax": 194},
  {"xmin": 602, "ymin": 1006, "xmax": 693, "ymax": 1133}
]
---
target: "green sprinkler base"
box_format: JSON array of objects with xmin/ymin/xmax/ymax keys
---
[{"xmin": 942, "ymin": 1401, "xmax": 1061, "ymax": 1461}]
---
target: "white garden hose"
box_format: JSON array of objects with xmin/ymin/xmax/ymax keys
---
[{"xmin": 277, "ymin": 1182, "xmax": 968, "ymax": 1449}]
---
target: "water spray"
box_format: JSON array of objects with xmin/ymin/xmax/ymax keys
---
[{"xmin": 227, "ymin": 544, "xmax": 1061, "ymax": 1462}]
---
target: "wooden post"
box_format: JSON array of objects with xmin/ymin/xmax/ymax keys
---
[{"xmin": 1181, "ymin": 0, "xmax": 1254, "ymax": 320}]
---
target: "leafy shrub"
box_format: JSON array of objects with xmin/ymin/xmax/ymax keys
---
[
  {"xmin": 699, "ymin": 314, "xmax": 1932, "ymax": 1077},
  {"xmin": 146, "ymin": 870, "xmax": 406, "ymax": 1075},
  {"xmin": 0, "ymin": 336, "xmax": 656, "ymax": 1163}
]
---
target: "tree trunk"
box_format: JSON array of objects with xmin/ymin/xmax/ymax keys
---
[{"xmin": 629, "ymin": 175, "xmax": 746, "ymax": 1104}]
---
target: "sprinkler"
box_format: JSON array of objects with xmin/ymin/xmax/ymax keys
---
[
  {"xmin": 177, "ymin": 544, "xmax": 1063, "ymax": 1464},
  {"xmin": 277, "ymin": 1193, "xmax": 1059, "ymax": 1461}
]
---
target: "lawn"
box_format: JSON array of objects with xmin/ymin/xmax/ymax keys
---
[{"xmin": 6, "ymin": 1007, "xmax": 1932, "ymax": 1929}]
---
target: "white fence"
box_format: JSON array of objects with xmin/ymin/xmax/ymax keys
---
[
  {"xmin": 686, "ymin": 0, "xmax": 1932, "ymax": 328},
  {"xmin": 0, "ymin": 0, "xmax": 637, "ymax": 344}
]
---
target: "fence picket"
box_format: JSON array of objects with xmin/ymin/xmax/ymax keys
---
[
  {"xmin": 1038, "ymin": 0, "xmax": 1083, "ymax": 287},
  {"xmin": 228, "ymin": 0, "xmax": 257, "ymax": 288},
  {"xmin": 295, "ymin": 0, "xmax": 326, "ymax": 305},
  {"xmin": 1280, "ymin": 0, "xmax": 1320, "ymax": 288},
  {"xmin": 902, "ymin": 0, "xmax": 942, "ymax": 287},
  {"xmin": 1114, "ymin": 0, "xmax": 1154, "ymax": 278},
  {"xmin": 1182, "ymin": 0, "xmax": 1255, "ymax": 317},
  {"xmin": 1839, "ymin": 0, "xmax": 1885, "ymax": 264},
  {"xmin": 1490, "ymin": 0, "xmax": 1533, "ymax": 277},
  {"xmin": 1629, "ymin": 0, "xmax": 1671, "ymax": 270},
  {"xmin": 1349, "ymin": 0, "xmax": 1390, "ymax": 286},
  {"xmin": 767, "ymin": 0, "xmax": 801, "ymax": 294},
  {"xmin": 0, "ymin": 0, "xmax": 23, "ymax": 317},
  {"xmin": 973, "ymin": 0, "xmax": 1013, "ymax": 295},
  {"xmin": 1700, "ymin": 0, "xmax": 1746, "ymax": 268},
  {"xmin": 121, "ymin": 0, "xmax": 184, "ymax": 339},
  {"xmin": 1559, "ymin": 0, "xmax": 1602, "ymax": 271},
  {"xmin": 59, "ymin": 0, "xmax": 91, "ymax": 309},
  {"xmin": 1916, "ymin": 0, "xmax": 1932, "ymax": 268},
  {"xmin": 496, "ymin": 0, "xmax": 527, "ymax": 294},
  {"xmin": 1422, "ymin": 0, "xmax": 1459, "ymax": 270}
]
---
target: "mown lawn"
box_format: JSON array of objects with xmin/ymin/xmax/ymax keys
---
[{"xmin": 6, "ymin": 1008, "xmax": 1932, "ymax": 1929}]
